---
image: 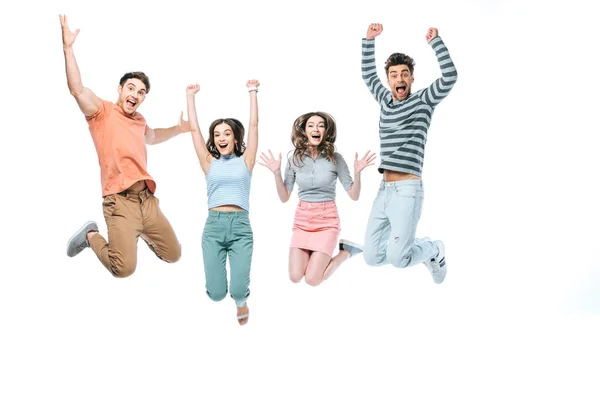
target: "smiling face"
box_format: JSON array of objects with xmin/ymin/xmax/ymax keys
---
[
  {"xmin": 116, "ymin": 78, "xmax": 147, "ymax": 115},
  {"xmin": 213, "ymin": 122, "xmax": 237, "ymax": 155},
  {"xmin": 304, "ymin": 115, "xmax": 326, "ymax": 147},
  {"xmin": 387, "ymin": 65, "xmax": 414, "ymax": 101}
]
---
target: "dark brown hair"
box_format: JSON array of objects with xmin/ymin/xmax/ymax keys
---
[
  {"xmin": 291, "ymin": 111, "xmax": 337, "ymax": 167},
  {"xmin": 119, "ymin": 71, "xmax": 150, "ymax": 93},
  {"xmin": 206, "ymin": 118, "xmax": 246, "ymax": 159},
  {"xmin": 385, "ymin": 53, "xmax": 415, "ymax": 76}
]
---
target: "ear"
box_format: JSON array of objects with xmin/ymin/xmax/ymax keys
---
[{"xmin": 117, "ymin": 85, "xmax": 123, "ymax": 95}]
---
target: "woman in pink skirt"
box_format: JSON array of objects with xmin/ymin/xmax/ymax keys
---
[{"xmin": 259, "ymin": 111, "xmax": 376, "ymax": 286}]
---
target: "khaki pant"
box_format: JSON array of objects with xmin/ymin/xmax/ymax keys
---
[{"xmin": 89, "ymin": 188, "xmax": 181, "ymax": 277}]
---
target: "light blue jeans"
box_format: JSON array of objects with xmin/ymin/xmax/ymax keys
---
[{"xmin": 363, "ymin": 180, "xmax": 438, "ymax": 268}]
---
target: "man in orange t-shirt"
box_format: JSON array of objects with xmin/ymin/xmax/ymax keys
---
[{"xmin": 61, "ymin": 15, "xmax": 187, "ymax": 278}]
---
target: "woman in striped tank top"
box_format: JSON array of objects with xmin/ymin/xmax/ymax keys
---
[
  {"xmin": 186, "ymin": 80, "xmax": 259, "ymax": 326},
  {"xmin": 259, "ymin": 112, "xmax": 376, "ymax": 286}
]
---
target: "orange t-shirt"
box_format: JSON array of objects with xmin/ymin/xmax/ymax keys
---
[{"xmin": 86, "ymin": 100, "xmax": 157, "ymax": 196}]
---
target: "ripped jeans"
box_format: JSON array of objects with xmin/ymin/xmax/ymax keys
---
[{"xmin": 363, "ymin": 180, "xmax": 438, "ymax": 268}]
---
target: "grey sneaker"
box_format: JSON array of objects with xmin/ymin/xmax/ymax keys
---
[
  {"xmin": 67, "ymin": 221, "xmax": 98, "ymax": 257},
  {"xmin": 339, "ymin": 239, "xmax": 363, "ymax": 257},
  {"xmin": 424, "ymin": 239, "xmax": 447, "ymax": 284}
]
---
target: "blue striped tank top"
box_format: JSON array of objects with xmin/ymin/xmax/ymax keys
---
[{"xmin": 206, "ymin": 154, "xmax": 252, "ymax": 211}]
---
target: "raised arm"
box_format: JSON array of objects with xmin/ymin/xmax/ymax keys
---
[
  {"xmin": 59, "ymin": 15, "xmax": 101, "ymax": 117},
  {"xmin": 185, "ymin": 84, "xmax": 212, "ymax": 174},
  {"xmin": 341, "ymin": 151, "xmax": 376, "ymax": 201},
  {"xmin": 258, "ymin": 150, "xmax": 292, "ymax": 203},
  {"xmin": 361, "ymin": 23, "xmax": 389, "ymax": 105},
  {"xmin": 420, "ymin": 28, "xmax": 458, "ymax": 107},
  {"xmin": 145, "ymin": 112, "xmax": 190, "ymax": 145},
  {"xmin": 244, "ymin": 79, "xmax": 260, "ymax": 173}
]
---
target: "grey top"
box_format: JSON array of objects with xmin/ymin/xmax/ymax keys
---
[
  {"xmin": 361, "ymin": 35, "xmax": 458, "ymax": 175},
  {"xmin": 283, "ymin": 151, "xmax": 353, "ymax": 202}
]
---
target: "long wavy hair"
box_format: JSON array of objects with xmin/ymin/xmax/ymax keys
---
[
  {"xmin": 291, "ymin": 111, "xmax": 337, "ymax": 167},
  {"xmin": 206, "ymin": 118, "xmax": 246, "ymax": 160}
]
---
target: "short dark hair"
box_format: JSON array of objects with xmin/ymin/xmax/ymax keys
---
[
  {"xmin": 119, "ymin": 71, "xmax": 150, "ymax": 93},
  {"xmin": 385, "ymin": 53, "xmax": 415, "ymax": 76}
]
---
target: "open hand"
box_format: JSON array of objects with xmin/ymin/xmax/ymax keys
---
[
  {"xmin": 258, "ymin": 150, "xmax": 281, "ymax": 173},
  {"xmin": 59, "ymin": 15, "xmax": 79, "ymax": 48},
  {"xmin": 366, "ymin": 23, "xmax": 383, "ymax": 40},
  {"xmin": 354, "ymin": 150, "xmax": 377, "ymax": 174},
  {"xmin": 426, "ymin": 27, "xmax": 438, "ymax": 44}
]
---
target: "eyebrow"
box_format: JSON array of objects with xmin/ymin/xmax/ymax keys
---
[{"xmin": 127, "ymin": 83, "xmax": 146, "ymax": 92}]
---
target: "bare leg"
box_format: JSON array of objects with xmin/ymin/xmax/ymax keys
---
[
  {"xmin": 289, "ymin": 247, "xmax": 311, "ymax": 283},
  {"xmin": 304, "ymin": 249, "xmax": 350, "ymax": 286}
]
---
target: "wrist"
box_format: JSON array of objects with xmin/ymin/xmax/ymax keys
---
[{"xmin": 248, "ymin": 87, "xmax": 258, "ymax": 93}]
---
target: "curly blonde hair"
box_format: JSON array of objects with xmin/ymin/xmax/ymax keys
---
[{"xmin": 291, "ymin": 111, "xmax": 337, "ymax": 167}]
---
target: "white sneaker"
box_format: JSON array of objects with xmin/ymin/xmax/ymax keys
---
[
  {"xmin": 424, "ymin": 239, "xmax": 447, "ymax": 284},
  {"xmin": 339, "ymin": 239, "xmax": 363, "ymax": 258},
  {"xmin": 66, "ymin": 221, "xmax": 98, "ymax": 257}
]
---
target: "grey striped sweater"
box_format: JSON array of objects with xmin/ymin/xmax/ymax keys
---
[{"xmin": 361, "ymin": 36, "xmax": 458, "ymax": 175}]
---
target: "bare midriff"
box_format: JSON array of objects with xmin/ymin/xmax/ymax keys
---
[
  {"xmin": 210, "ymin": 205, "xmax": 245, "ymax": 212},
  {"xmin": 127, "ymin": 180, "xmax": 148, "ymax": 193},
  {"xmin": 383, "ymin": 170, "xmax": 421, "ymax": 182}
]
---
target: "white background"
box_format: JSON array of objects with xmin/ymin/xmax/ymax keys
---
[{"xmin": 1, "ymin": 0, "xmax": 599, "ymax": 399}]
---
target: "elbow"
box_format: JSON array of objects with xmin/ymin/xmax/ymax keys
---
[
  {"xmin": 69, "ymin": 83, "xmax": 86, "ymax": 98},
  {"xmin": 69, "ymin": 88, "xmax": 83, "ymax": 98},
  {"xmin": 279, "ymin": 191, "xmax": 291, "ymax": 203}
]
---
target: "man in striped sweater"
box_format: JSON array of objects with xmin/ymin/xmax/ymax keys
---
[{"xmin": 361, "ymin": 23, "xmax": 457, "ymax": 284}]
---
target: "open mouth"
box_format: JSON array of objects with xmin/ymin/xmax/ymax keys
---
[
  {"xmin": 395, "ymin": 85, "xmax": 407, "ymax": 96},
  {"xmin": 126, "ymin": 98, "xmax": 137, "ymax": 107},
  {"xmin": 310, "ymin": 134, "xmax": 321, "ymax": 141},
  {"xmin": 218, "ymin": 143, "xmax": 228, "ymax": 149}
]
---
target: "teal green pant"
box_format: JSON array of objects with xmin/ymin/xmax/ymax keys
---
[{"xmin": 201, "ymin": 210, "xmax": 253, "ymax": 307}]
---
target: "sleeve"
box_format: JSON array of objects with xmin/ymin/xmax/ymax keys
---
[
  {"xmin": 283, "ymin": 156, "xmax": 296, "ymax": 191},
  {"xmin": 419, "ymin": 36, "xmax": 458, "ymax": 107},
  {"xmin": 85, "ymin": 99, "xmax": 108, "ymax": 121},
  {"xmin": 335, "ymin": 153, "xmax": 354, "ymax": 191},
  {"xmin": 361, "ymin": 38, "xmax": 390, "ymax": 105}
]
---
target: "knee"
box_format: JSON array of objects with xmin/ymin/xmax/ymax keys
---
[
  {"xmin": 363, "ymin": 248, "xmax": 383, "ymax": 267},
  {"xmin": 206, "ymin": 289, "xmax": 227, "ymax": 302},
  {"xmin": 164, "ymin": 243, "xmax": 182, "ymax": 263},
  {"xmin": 289, "ymin": 270, "xmax": 304, "ymax": 284},
  {"xmin": 110, "ymin": 260, "xmax": 136, "ymax": 278},
  {"xmin": 304, "ymin": 273, "xmax": 323, "ymax": 287}
]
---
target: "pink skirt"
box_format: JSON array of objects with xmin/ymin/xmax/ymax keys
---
[{"xmin": 290, "ymin": 200, "xmax": 340, "ymax": 257}]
